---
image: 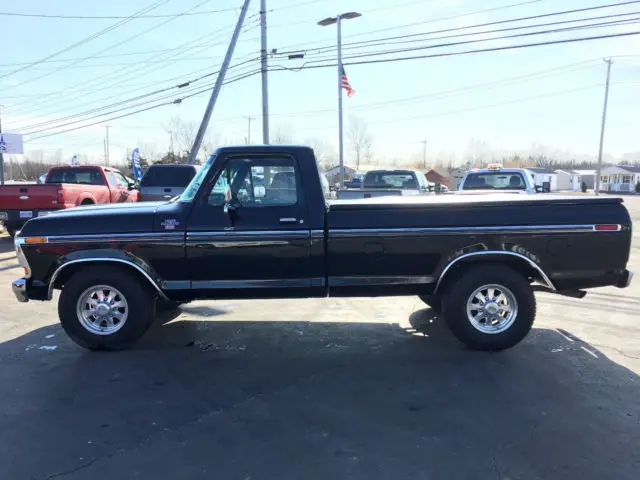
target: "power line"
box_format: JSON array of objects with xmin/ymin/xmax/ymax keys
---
[
  {"xmin": 26, "ymin": 68, "xmax": 265, "ymax": 141},
  {"xmin": 274, "ymin": 0, "xmax": 640, "ymax": 57},
  {"xmin": 0, "ymin": 0, "xmax": 324, "ymax": 19},
  {"xmin": 0, "ymin": 6, "xmax": 240, "ymax": 19},
  {"xmin": 17, "ymin": 7, "xmax": 633, "ymax": 123},
  {"xmin": 2, "ymin": 0, "xmax": 217, "ymax": 90},
  {"xmin": 23, "ymin": 27, "xmax": 640, "ymax": 141},
  {"xmin": 274, "ymin": 0, "xmax": 549, "ymax": 52},
  {"xmin": 271, "ymin": 13, "xmax": 640, "ymax": 69},
  {"xmin": 15, "ymin": 58, "xmax": 261, "ymax": 133},
  {"xmin": 0, "ymin": 0, "xmax": 172, "ymax": 81},
  {"xmin": 5, "ymin": 23, "xmax": 249, "ymax": 115}
]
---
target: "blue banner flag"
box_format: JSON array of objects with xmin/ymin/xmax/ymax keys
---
[{"xmin": 132, "ymin": 148, "xmax": 143, "ymax": 180}]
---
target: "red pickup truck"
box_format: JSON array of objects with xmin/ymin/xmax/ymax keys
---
[{"xmin": 0, "ymin": 165, "xmax": 139, "ymax": 236}]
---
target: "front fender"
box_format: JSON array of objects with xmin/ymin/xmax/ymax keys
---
[{"xmin": 46, "ymin": 248, "xmax": 167, "ymax": 300}]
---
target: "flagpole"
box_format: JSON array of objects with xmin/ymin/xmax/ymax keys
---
[{"xmin": 337, "ymin": 14, "xmax": 344, "ymax": 189}]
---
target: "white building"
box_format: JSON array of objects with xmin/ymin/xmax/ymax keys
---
[
  {"xmin": 555, "ymin": 170, "xmax": 572, "ymax": 191},
  {"xmin": 600, "ymin": 165, "xmax": 640, "ymax": 193},
  {"xmin": 555, "ymin": 169, "xmax": 596, "ymax": 191},
  {"xmin": 526, "ymin": 168, "xmax": 558, "ymax": 191}
]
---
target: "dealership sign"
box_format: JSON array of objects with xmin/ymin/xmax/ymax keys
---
[{"xmin": 0, "ymin": 133, "xmax": 24, "ymax": 154}]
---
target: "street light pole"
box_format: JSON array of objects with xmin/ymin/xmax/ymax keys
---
[
  {"xmin": 595, "ymin": 58, "xmax": 613, "ymax": 196},
  {"xmin": 318, "ymin": 12, "xmax": 361, "ymax": 190},
  {"xmin": 260, "ymin": 0, "xmax": 270, "ymax": 144},
  {"xmin": 336, "ymin": 15, "xmax": 344, "ymax": 189}
]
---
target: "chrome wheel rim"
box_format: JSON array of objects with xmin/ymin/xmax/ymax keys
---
[
  {"xmin": 76, "ymin": 285, "xmax": 128, "ymax": 335},
  {"xmin": 466, "ymin": 284, "xmax": 518, "ymax": 334}
]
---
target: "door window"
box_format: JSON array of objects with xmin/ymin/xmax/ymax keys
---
[
  {"xmin": 106, "ymin": 172, "xmax": 118, "ymax": 187},
  {"xmin": 208, "ymin": 157, "xmax": 298, "ymax": 207},
  {"xmin": 113, "ymin": 172, "xmax": 130, "ymax": 188}
]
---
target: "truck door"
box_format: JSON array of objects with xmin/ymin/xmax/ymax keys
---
[
  {"xmin": 110, "ymin": 172, "xmax": 132, "ymax": 203},
  {"xmin": 185, "ymin": 154, "xmax": 315, "ymax": 298}
]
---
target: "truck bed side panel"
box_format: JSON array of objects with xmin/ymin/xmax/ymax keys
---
[{"xmin": 326, "ymin": 197, "xmax": 631, "ymax": 295}]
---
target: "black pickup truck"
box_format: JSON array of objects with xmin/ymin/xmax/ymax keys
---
[{"xmin": 11, "ymin": 145, "xmax": 633, "ymax": 351}]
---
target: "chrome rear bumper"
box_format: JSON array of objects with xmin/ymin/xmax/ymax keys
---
[{"xmin": 12, "ymin": 278, "xmax": 28, "ymax": 303}]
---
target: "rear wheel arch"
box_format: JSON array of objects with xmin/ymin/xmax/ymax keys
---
[
  {"xmin": 435, "ymin": 251, "xmax": 553, "ymax": 296},
  {"xmin": 50, "ymin": 259, "xmax": 167, "ymax": 300}
]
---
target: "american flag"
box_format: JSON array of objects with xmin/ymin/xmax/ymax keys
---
[{"xmin": 341, "ymin": 67, "xmax": 355, "ymax": 97}]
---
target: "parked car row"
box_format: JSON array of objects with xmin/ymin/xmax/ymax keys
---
[{"xmin": 1, "ymin": 163, "xmax": 199, "ymax": 236}]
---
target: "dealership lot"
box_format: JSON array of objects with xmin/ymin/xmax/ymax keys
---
[{"xmin": 0, "ymin": 198, "xmax": 639, "ymax": 479}]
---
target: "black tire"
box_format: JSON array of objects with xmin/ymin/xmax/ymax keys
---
[
  {"xmin": 442, "ymin": 265, "xmax": 536, "ymax": 351},
  {"xmin": 418, "ymin": 294, "xmax": 442, "ymax": 313},
  {"xmin": 58, "ymin": 266, "xmax": 155, "ymax": 350}
]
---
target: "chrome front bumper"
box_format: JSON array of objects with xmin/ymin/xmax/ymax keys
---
[{"xmin": 12, "ymin": 278, "xmax": 28, "ymax": 303}]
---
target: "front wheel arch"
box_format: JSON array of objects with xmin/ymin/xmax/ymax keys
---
[{"xmin": 50, "ymin": 259, "xmax": 167, "ymax": 300}]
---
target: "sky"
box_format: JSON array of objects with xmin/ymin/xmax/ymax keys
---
[{"xmin": 1, "ymin": 0, "xmax": 640, "ymax": 168}]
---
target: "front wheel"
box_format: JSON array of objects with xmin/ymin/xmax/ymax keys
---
[
  {"xmin": 442, "ymin": 265, "xmax": 536, "ymax": 351},
  {"xmin": 58, "ymin": 266, "xmax": 155, "ymax": 350}
]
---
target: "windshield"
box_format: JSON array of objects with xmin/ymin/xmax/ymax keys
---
[
  {"xmin": 180, "ymin": 155, "xmax": 216, "ymax": 202},
  {"xmin": 140, "ymin": 165, "xmax": 196, "ymax": 187},
  {"xmin": 462, "ymin": 171, "xmax": 526, "ymax": 190},
  {"xmin": 363, "ymin": 171, "xmax": 418, "ymax": 189}
]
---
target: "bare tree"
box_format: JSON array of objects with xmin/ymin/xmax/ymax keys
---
[
  {"xmin": 272, "ymin": 125, "xmax": 294, "ymax": 144},
  {"xmin": 163, "ymin": 116, "xmax": 197, "ymax": 156},
  {"xmin": 347, "ymin": 116, "xmax": 372, "ymax": 169},
  {"xmin": 304, "ymin": 137, "xmax": 336, "ymax": 169},
  {"xmin": 139, "ymin": 142, "xmax": 161, "ymax": 162}
]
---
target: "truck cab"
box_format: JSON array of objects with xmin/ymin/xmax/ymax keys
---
[{"xmin": 458, "ymin": 166, "xmax": 537, "ymax": 193}]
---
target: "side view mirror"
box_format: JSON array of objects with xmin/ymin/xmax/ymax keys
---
[{"xmin": 127, "ymin": 181, "xmax": 136, "ymax": 190}]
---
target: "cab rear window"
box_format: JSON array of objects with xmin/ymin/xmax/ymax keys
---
[
  {"xmin": 45, "ymin": 168, "xmax": 103, "ymax": 185},
  {"xmin": 462, "ymin": 172, "xmax": 526, "ymax": 190},
  {"xmin": 141, "ymin": 166, "xmax": 197, "ymax": 187}
]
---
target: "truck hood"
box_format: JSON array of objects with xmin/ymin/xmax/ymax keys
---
[{"xmin": 18, "ymin": 201, "xmax": 172, "ymax": 237}]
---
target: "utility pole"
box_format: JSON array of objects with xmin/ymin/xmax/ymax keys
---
[
  {"xmin": 595, "ymin": 58, "xmax": 613, "ymax": 196},
  {"xmin": 260, "ymin": 0, "xmax": 270, "ymax": 144},
  {"xmin": 421, "ymin": 139, "xmax": 428, "ymax": 169},
  {"xmin": 189, "ymin": 0, "xmax": 252, "ymax": 164},
  {"xmin": 104, "ymin": 125, "xmax": 111, "ymax": 166},
  {"xmin": 245, "ymin": 116, "xmax": 255, "ymax": 144}
]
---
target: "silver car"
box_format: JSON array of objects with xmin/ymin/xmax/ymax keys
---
[{"xmin": 138, "ymin": 164, "xmax": 199, "ymax": 202}]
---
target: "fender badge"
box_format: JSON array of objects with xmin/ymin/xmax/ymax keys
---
[{"xmin": 161, "ymin": 219, "xmax": 180, "ymax": 230}]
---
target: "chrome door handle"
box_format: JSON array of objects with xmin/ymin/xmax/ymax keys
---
[{"xmin": 279, "ymin": 217, "xmax": 297, "ymax": 225}]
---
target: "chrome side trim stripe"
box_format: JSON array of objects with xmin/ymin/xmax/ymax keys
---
[
  {"xmin": 192, "ymin": 277, "xmax": 325, "ymax": 289},
  {"xmin": 187, "ymin": 230, "xmax": 310, "ymax": 238},
  {"xmin": 328, "ymin": 275, "xmax": 435, "ymax": 287},
  {"xmin": 329, "ymin": 225, "xmax": 602, "ymax": 238},
  {"xmin": 434, "ymin": 251, "xmax": 556, "ymax": 293},
  {"xmin": 45, "ymin": 232, "xmax": 184, "ymax": 244},
  {"xmin": 48, "ymin": 258, "xmax": 168, "ymax": 300}
]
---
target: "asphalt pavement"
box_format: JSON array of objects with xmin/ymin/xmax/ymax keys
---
[{"xmin": 0, "ymin": 196, "xmax": 639, "ymax": 480}]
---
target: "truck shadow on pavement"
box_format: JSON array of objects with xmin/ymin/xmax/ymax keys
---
[{"xmin": 1, "ymin": 308, "xmax": 639, "ymax": 480}]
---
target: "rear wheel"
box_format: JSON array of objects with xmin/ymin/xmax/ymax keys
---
[
  {"xmin": 58, "ymin": 266, "xmax": 155, "ymax": 350},
  {"xmin": 442, "ymin": 265, "xmax": 536, "ymax": 351}
]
